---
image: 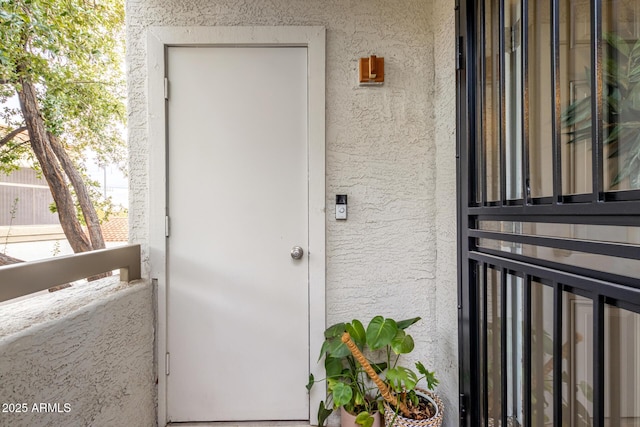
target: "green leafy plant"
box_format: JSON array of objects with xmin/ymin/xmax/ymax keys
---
[
  {"xmin": 562, "ymin": 33, "xmax": 640, "ymax": 188},
  {"xmin": 307, "ymin": 316, "xmax": 438, "ymax": 426}
]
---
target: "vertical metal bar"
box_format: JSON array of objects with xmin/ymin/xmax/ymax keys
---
[
  {"xmin": 608, "ymin": 303, "xmax": 621, "ymax": 426},
  {"xmin": 499, "ymin": 0, "xmax": 507, "ymax": 205},
  {"xmin": 531, "ymin": 281, "xmax": 546, "ymax": 424},
  {"xmin": 469, "ymin": 257, "xmax": 481, "ymax": 425},
  {"xmin": 551, "ymin": 0, "xmax": 562, "ymax": 203},
  {"xmin": 509, "ymin": 274, "xmax": 521, "ymax": 424},
  {"xmin": 593, "ymin": 295, "xmax": 605, "ymax": 426},
  {"xmin": 553, "ymin": 282, "xmax": 563, "ymax": 426},
  {"xmin": 501, "ymin": 268, "xmax": 508, "ymax": 427},
  {"xmin": 480, "ymin": 0, "xmax": 488, "ymax": 207},
  {"xmin": 482, "ymin": 263, "xmax": 489, "ymax": 426},
  {"xmin": 489, "ymin": 266, "xmax": 501, "ymax": 425},
  {"xmin": 522, "ymin": 0, "xmax": 531, "ymax": 206},
  {"xmin": 591, "ymin": 0, "xmax": 604, "ymax": 201},
  {"xmin": 455, "ymin": 0, "xmax": 473, "ymax": 424},
  {"xmin": 523, "ymin": 275, "xmax": 532, "ymax": 426}
]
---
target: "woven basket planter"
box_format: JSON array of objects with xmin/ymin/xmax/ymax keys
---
[{"xmin": 383, "ymin": 389, "xmax": 444, "ymax": 427}]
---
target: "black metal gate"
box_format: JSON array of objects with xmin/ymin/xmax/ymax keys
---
[{"xmin": 456, "ymin": 1, "xmax": 640, "ymax": 426}]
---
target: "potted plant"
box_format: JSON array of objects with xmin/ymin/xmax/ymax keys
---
[
  {"xmin": 307, "ymin": 316, "xmax": 443, "ymax": 427},
  {"xmin": 340, "ymin": 316, "xmax": 444, "ymax": 427},
  {"xmin": 307, "ymin": 319, "xmax": 385, "ymax": 427}
]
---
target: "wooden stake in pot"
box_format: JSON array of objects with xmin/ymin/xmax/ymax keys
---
[{"xmin": 340, "ymin": 332, "xmax": 411, "ymax": 418}]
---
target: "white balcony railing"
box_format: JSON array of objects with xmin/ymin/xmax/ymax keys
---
[{"xmin": 0, "ymin": 244, "xmax": 141, "ymax": 303}]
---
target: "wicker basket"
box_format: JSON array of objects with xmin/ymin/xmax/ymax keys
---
[{"xmin": 383, "ymin": 388, "xmax": 444, "ymax": 427}]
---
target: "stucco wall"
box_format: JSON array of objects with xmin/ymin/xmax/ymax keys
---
[
  {"xmin": 433, "ymin": 1, "xmax": 459, "ymax": 422},
  {"xmin": 0, "ymin": 278, "xmax": 155, "ymax": 427},
  {"xmin": 127, "ymin": 0, "xmax": 458, "ymax": 425}
]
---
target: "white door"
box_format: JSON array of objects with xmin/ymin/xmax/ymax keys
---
[{"xmin": 166, "ymin": 46, "xmax": 309, "ymax": 422}]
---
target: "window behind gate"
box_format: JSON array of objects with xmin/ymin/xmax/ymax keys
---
[{"xmin": 457, "ymin": 1, "xmax": 640, "ymax": 426}]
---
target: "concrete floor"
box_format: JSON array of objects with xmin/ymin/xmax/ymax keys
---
[{"xmin": 168, "ymin": 422, "xmax": 312, "ymax": 427}]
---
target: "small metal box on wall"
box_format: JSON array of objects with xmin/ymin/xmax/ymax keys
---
[{"xmin": 359, "ymin": 55, "xmax": 384, "ymax": 86}]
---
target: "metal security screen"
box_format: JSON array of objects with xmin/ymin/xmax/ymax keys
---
[{"xmin": 456, "ymin": 1, "xmax": 640, "ymax": 426}]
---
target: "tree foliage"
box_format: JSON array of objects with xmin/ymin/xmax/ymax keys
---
[
  {"xmin": 562, "ymin": 33, "xmax": 640, "ymax": 188},
  {"xmin": 0, "ymin": 0, "xmax": 126, "ymax": 145},
  {"xmin": 0, "ymin": 0, "xmax": 126, "ymax": 253}
]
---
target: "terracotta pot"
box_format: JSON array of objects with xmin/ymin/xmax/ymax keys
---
[{"xmin": 340, "ymin": 407, "xmax": 382, "ymax": 427}]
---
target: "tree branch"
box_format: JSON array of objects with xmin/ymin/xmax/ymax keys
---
[
  {"xmin": 0, "ymin": 252, "xmax": 23, "ymax": 266},
  {"xmin": 0, "ymin": 140, "xmax": 30, "ymax": 156},
  {"xmin": 0, "ymin": 126, "xmax": 28, "ymax": 148}
]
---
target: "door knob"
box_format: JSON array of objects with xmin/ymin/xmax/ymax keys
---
[{"xmin": 290, "ymin": 246, "xmax": 304, "ymax": 260}]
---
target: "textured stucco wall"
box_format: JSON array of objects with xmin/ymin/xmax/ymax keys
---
[
  {"xmin": 433, "ymin": 1, "xmax": 459, "ymax": 423},
  {"xmin": 0, "ymin": 279, "xmax": 155, "ymax": 427},
  {"xmin": 127, "ymin": 0, "xmax": 458, "ymax": 425}
]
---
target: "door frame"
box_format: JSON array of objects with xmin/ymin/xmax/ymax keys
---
[{"xmin": 147, "ymin": 26, "xmax": 326, "ymax": 427}]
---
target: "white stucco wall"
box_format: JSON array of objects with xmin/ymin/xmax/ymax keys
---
[
  {"xmin": 127, "ymin": 0, "xmax": 458, "ymax": 425},
  {"xmin": 0, "ymin": 278, "xmax": 155, "ymax": 427},
  {"xmin": 433, "ymin": 1, "xmax": 459, "ymax": 421}
]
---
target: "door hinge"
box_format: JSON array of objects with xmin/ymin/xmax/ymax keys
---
[
  {"xmin": 166, "ymin": 352, "xmax": 170, "ymax": 376},
  {"xmin": 165, "ymin": 215, "xmax": 170, "ymax": 237},
  {"xmin": 164, "ymin": 77, "xmax": 169, "ymax": 100}
]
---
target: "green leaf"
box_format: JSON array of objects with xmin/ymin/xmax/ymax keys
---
[
  {"xmin": 415, "ymin": 361, "xmax": 428, "ymax": 376},
  {"xmin": 604, "ymin": 31, "xmax": 630, "ymax": 57},
  {"xmin": 416, "ymin": 361, "xmax": 439, "ymax": 390},
  {"xmin": 325, "ymin": 322, "xmax": 346, "ymax": 339},
  {"xmin": 631, "ymin": 38, "xmax": 640, "ymax": 56},
  {"xmin": 604, "ymin": 125, "xmax": 620, "ymax": 145},
  {"xmin": 396, "ymin": 316, "xmax": 421, "ymax": 330},
  {"xmin": 318, "ymin": 340, "xmax": 330, "ymax": 360},
  {"xmin": 346, "ymin": 319, "xmax": 367, "ymax": 348},
  {"xmin": 325, "ymin": 356, "xmax": 344, "ymax": 378},
  {"xmin": 385, "ymin": 366, "xmax": 418, "ymax": 392},
  {"xmin": 318, "ymin": 401, "xmax": 333, "ymax": 427},
  {"xmin": 325, "ymin": 336, "xmax": 352, "ymax": 359},
  {"xmin": 562, "ymin": 97, "xmax": 591, "ymax": 127},
  {"xmin": 408, "ymin": 390, "xmax": 419, "ymax": 407},
  {"xmin": 331, "ymin": 381, "xmax": 353, "ymax": 407},
  {"xmin": 355, "ymin": 411, "xmax": 375, "ymax": 427},
  {"xmin": 0, "ymin": 10, "xmax": 13, "ymax": 21},
  {"xmin": 391, "ymin": 330, "xmax": 415, "ymax": 354},
  {"xmin": 366, "ymin": 316, "xmax": 398, "ymax": 350},
  {"xmin": 306, "ymin": 373, "xmax": 315, "ymax": 391},
  {"xmin": 370, "ymin": 361, "xmax": 388, "ymax": 374},
  {"xmin": 578, "ymin": 381, "xmax": 593, "ymax": 402}
]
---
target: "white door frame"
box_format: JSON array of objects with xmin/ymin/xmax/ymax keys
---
[{"xmin": 147, "ymin": 26, "xmax": 326, "ymax": 427}]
